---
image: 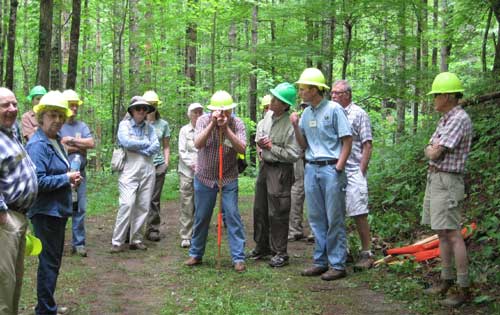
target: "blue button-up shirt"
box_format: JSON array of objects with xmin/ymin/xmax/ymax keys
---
[
  {"xmin": 117, "ymin": 118, "xmax": 160, "ymax": 157},
  {"xmin": 299, "ymin": 99, "xmax": 352, "ymax": 161},
  {"xmin": 0, "ymin": 126, "xmax": 38, "ymax": 213}
]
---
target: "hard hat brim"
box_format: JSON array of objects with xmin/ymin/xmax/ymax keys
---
[
  {"xmin": 207, "ymin": 103, "xmax": 237, "ymax": 111},
  {"xmin": 33, "ymin": 104, "xmax": 73, "ymax": 118},
  {"xmin": 427, "ymin": 88, "xmax": 464, "ymax": 95},
  {"xmin": 295, "ymin": 80, "xmax": 330, "ymax": 90},
  {"xmin": 270, "ymin": 88, "xmax": 294, "ymax": 106}
]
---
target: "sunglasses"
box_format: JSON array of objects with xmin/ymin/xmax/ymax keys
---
[
  {"xmin": 134, "ymin": 105, "xmax": 149, "ymax": 112},
  {"xmin": 433, "ymin": 93, "xmax": 442, "ymax": 99}
]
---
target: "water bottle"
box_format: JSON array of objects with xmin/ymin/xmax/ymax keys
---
[{"xmin": 70, "ymin": 154, "xmax": 81, "ymax": 203}]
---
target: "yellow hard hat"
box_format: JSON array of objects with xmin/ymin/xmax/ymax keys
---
[
  {"xmin": 143, "ymin": 90, "xmax": 162, "ymax": 105},
  {"xmin": 25, "ymin": 232, "xmax": 42, "ymax": 256},
  {"xmin": 427, "ymin": 72, "xmax": 465, "ymax": 95},
  {"xmin": 295, "ymin": 68, "xmax": 330, "ymax": 90},
  {"xmin": 207, "ymin": 90, "xmax": 237, "ymax": 111},
  {"xmin": 62, "ymin": 89, "xmax": 83, "ymax": 105},
  {"xmin": 34, "ymin": 90, "xmax": 73, "ymax": 118}
]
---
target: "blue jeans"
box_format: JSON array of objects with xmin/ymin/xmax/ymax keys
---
[
  {"xmin": 304, "ymin": 163, "xmax": 347, "ymax": 270},
  {"xmin": 31, "ymin": 214, "xmax": 67, "ymax": 315},
  {"xmin": 189, "ymin": 177, "xmax": 246, "ymax": 263},
  {"xmin": 72, "ymin": 176, "xmax": 86, "ymax": 248}
]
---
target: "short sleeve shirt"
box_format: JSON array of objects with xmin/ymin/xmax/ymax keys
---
[
  {"xmin": 151, "ymin": 119, "xmax": 171, "ymax": 166},
  {"xmin": 345, "ymin": 103, "xmax": 373, "ymax": 171},
  {"xmin": 60, "ymin": 120, "xmax": 93, "ymax": 172},
  {"xmin": 299, "ymin": 99, "xmax": 352, "ymax": 161}
]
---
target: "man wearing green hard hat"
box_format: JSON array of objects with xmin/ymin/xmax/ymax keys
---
[
  {"xmin": 248, "ymin": 83, "xmax": 301, "ymax": 268},
  {"xmin": 0, "ymin": 87, "xmax": 39, "ymax": 315},
  {"xmin": 184, "ymin": 90, "xmax": 248, "ymax": 273},
  {"xmin": 21, "ymin": 85, "xmax": 47, "ymax": 142},
  {"xmin": 421, "ymin": 72, "xmax": 473, "ymax": 307},
  {"xmin": 290, "ymin": 68, "xmax": 353, "ymax": 281}
]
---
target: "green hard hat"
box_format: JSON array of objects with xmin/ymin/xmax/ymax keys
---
[
  {"xmin": 27, "ymin": 85, "xmax": 47, "ymax": 102},
  {"xmin": 427, "ymin": 72, "xmax": 464, "ymax": 95},
  {"xmin": 295, "ymin": 68, "xmax": 329, "ymax": 90},
  {"xmin": 270, "ymin": 82, "xmax": 297, "ymax": 107}
]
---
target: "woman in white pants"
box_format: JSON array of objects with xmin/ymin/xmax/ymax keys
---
[{"xmin": 110, "ymin": 96, "xmax": 159, "ymax": 253}]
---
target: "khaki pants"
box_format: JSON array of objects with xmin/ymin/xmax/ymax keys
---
[
  {"xmin": 289, "ymin": 159, "xmax": 306, "ymax": 237},
  {"xmin": 0, "ymin": 211, "xmax": 28, "ymax": 315},
  {"xmin": 179, "ymin": 173, "xmax": 195, "ymax": 240}
]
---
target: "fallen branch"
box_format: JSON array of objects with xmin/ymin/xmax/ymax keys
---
[{"xmin": 460, "ymin": 91, "xmax": 500, "ymax": 107}]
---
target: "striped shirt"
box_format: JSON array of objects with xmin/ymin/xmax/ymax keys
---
[
  {"xmin": 195, "ymin": 113, "xmax": 246, "ymax": 187},
  {"xmin": 0, "ymin": 127, "xmax": 38, "ymax": 213},
  {"xmin": 429, "ymin": 106, "xmax": 472, "ymax": 173},
  {"xmin": 345, "ymin": 103, "xmax": 373, "ymax": 171}
]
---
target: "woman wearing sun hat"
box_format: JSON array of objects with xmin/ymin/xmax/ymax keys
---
[{"xmin": 26, "ymin": 90, "xmax": 80, "ymax": 315}]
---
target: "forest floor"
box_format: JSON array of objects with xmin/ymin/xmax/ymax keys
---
[{"xmin": 18, "ymin": 195, "xmax": 490, "ymax": 315}]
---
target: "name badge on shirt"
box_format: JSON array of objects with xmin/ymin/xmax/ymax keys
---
[{"xmin": 309, "ymin": 120, "xmax": 317, "ymax": 128}]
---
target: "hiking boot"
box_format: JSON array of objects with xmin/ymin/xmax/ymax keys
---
[
  {"xmin": 321, "ymin": 268, "xmax": 347, "ymax": 281},
  {"xmin": 73, "ymin": 246, "xmax": 87, "ymax": 257},
  {"xmin": 129, "ymin": 242, "xmax": 147, "ymax": 251},
  {"xmin": 269, "ymin": 255, "xmax": 289, "ymax": 268},
  {"xmin": 424, "ymin": 279, "xmax": 454, "ymax": 295},
  {"xmin": 146, "ymin": 231, "xmax": 161, "ymax": 242},
  {"xmin": 184, "ymin": 256, "xmax": 202, "ymax": 266},
  {"xmin": 246, "ymin": 248, "xmax": 272, "ymax": 260},
  {"xmin": 180, "ymin": 239, "xmax": 191, "ymax": 248},
  {"xmin": 439, "ymin": 287, "xmax": 470, "ymax": 307},
  {"xmin": 354, "ymin": 251, "xmax": 374, "ymax": 270},
  {"xmin": 234, "ymin": 262, "xmax": 246, "ymax": 273},
  {"xmin": 109, "ymin": 244, "xmax": 126, "ymax": 254},
  {"xmin": 301, "ymin": 265, "xmax": 328, "ymax": 277}
]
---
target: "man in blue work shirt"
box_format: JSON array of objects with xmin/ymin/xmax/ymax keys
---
[{"xmin": 290, "ymin": 68, "xmax": 352, "ymax": 281}]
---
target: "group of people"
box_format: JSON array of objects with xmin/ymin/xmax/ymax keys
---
[{"xmin": 0, "ymin": 67, "xmax": 473, "ymax": 314}]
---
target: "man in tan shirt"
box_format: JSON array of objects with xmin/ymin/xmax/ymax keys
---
[{"xmin": 21, "ymin": 85, "xmax": 47, "ymax": 142}]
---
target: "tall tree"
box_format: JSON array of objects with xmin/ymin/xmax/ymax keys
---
[
  {"xmin": 37, "ymin": 0, "xmax": 53, "ymax": 88},
  {"xmin": 112, "ymin": 0, "xmax": 127, "ymax": 140},
  {"xmin": 395, "ymin": 2, "xmax": 406, "ymax": 143},
  {"xmin": 67, "ymin": 0, "xmax": 82, "ymax": 89},
  {"xmin": 491, "ymin": 0, "xmax": 500, "ymax": 75},
  {"xmin": 128, "ymin": 0, "xmax": 139, "ymax": 95},
  {"xmin": 185, "ymin": 0, "xmax": 197, "ymax": 87},
  {"xmin": 50, "ymin": 1, "xmax": 61, "ymax": 90},
  {"xmin": 4, "ymin": 0, "xmax": 17, "ymax": 89},
  {"xmin": 0, "ymin": 0, "xmax": 5, "ymax": 86},
  {"xmin": 248, "ymin": 2, "xmax": 258, "ymax": 165},
  {"xmin": 320, "ymin": 2, "xmax": 335, "ymax": 89},
  {"xmin": 431, "ymin": 0, "xmax": 438, "ymax": 68}
]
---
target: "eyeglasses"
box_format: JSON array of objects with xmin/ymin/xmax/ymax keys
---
[
  {"xmin": 134, "ymin": 106, "xmax": 149, "ymax": 112},
  {"xmin": 331, "ymin": 91, "xmax": 349, "ymax": 96}
]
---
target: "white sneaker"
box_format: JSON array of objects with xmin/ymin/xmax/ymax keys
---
[{"xmin": 181, "ymin": 239, "xmax": 191, "ymax": 248}]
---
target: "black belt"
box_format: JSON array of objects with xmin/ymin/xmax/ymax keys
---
[
  {"xmin": 306, "ymin": 159, "xmax": 338, "ymax": 166},
  {"xmin": 264, "ymin": 161, "xmax": 293, "ymax": 167}
]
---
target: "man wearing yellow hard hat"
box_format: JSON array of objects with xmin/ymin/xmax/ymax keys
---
[
  {"xmin": 60, "ymin": 89, "xmax": 95, "ymax": 257},
  {"xmin": 0, "ymin": 87, "xmax": 39, "ymax": 315},
  {"xmin": 184, "ymin": 90, "xmax": 247, "ymax": 273},
  {"xmin": 421, "ymin": 72, "xmax": 472, "ymax": 307},
  {"xmin": 290, "ymin": 68, "xmax": 353, "ymax": 281}
]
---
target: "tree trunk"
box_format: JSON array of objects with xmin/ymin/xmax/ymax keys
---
[
  {"xmin": 128, "ymin": 0, "xmax": 139, "ymax": 96},
  {"xmin": 79, "ymin": 0, "xmax": 89, "ymax": 92},
  {"xmin": 185, "ymin": 0, "xmax": 197, "ymax": 87},
  {"xmin": 440, "ymin": 0, "xmax": 451, "ymax": 72},
  {"xmin": 342, "ymin": 18, "xmax": 352, "ymax": 80},
  {"xmin": 228, "ymin": 22, "xmax": 237, "ymax": 97},
  {"xmin": 491, "ymin": 1, "xmax": 500, "ymax": 74},
  {"xmin": 209, "ymin": 9, "xmax": 217, "ymax": 93},
  {"xmin": 421, "ymin": 0, "xmax": 430, "ymax": 115},
  {"xmin": 0, "ymin": 0, "xmax": 5, "ymax": 86},
  {"xmin": 381, "ymin": 16, "xmax": 389, "ymax": 120},
  {"xmin": 112, "ymin": 0, "xmax": 127, "ymax": 142},
  {"xmin": 482, "ymin": 7, "xmax": 493, "ymax": 73},
  {"xmin": 4, "ymin": 0, "xmax": 17, "ymax": 89},
  {"xmin": 66, "ymin": 0, "xmax": 81, "ymax": 89},
  {"xmin": 396, "ymin": 2, "xmax": 406, "ymax": 143},
  {"xmin": 431, "ymin": 0, "xmax": 438, "ymax": 68},
  {"xmin": 248, "ymin": 3, "xmax": 258, "ymax": 166},
  {"xmin": 305, "ymin": 17, "xmax": 313, "ymax": 67},
  {"xmin": 50, "ymin": 2, "xmax": 61, "ymax": 90},
  {"xmin": 414, "ymin": 3, "xmax": 423, "ymax": 134},
  {"xmin": 37, "ymin": 0, "xmax": 53, "ymax": 88},
  {"xmin": 270, "ymin": 1, "xmax": 276, "ymax": 77},
  {"xmin": 322, "ymin": 10, "xmax": 335, "ymax": 90},
  {"xmin": 144, "ymin": 9, "xmax": 152, "ymax": 88}
]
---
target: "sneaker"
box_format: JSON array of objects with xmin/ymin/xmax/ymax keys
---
[
  {"xmin": 57, "ymin": 305, "xmax": 69, "ymax": 315},
  {"xmin": 181, "ymin": 239, "xmax": 191, "ymax": 248},
  {"xmin": 439, "ymin": 287, "xmax": 470, "ymax": 307},
  {"xmin": 146, "ymin": 231, "xmax": 161, "ymax": 242},
  {"xmin": 320, "ymin": 268, "xmax": 347, "ymax": 281},
  {"xmin": 129, "ymin": 242, "xmax": 147, "ymax": 251},
  {"xmin": 109, "ymin": 244, "xmax": 126, "ymax": 254},
  {"xmin": 269, "ymin": 255, "xmax": 289, "ymax": 268},
  {"xmin": 301, "ymin": 265, "xmax": 328, "ymax": 276},
  {"xmin": 353, "ymin": 251, "xmax": 374, "ymax": 270},
  {"xmin": 246, "ymin": 248, "xmax": 272, "ymax": 260},
  {"xmin": 234, "ymin": 262, "xmax": 246, "ymax": 273},
  {"xmin": 73, "ymin": 246, "xmax": 87, "ymax": 257},
  {"xmin": 424, "ymin": 280, "xmax": 454, "ymax": 295}
]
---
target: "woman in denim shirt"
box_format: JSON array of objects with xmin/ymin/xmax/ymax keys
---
[
  {"xmin": 110, "ymin": 96, "xmax": 159, "ymax": 253},
  {"xmin": 26, "ymin": 91, "xmax": 80, "ymax": 315}
]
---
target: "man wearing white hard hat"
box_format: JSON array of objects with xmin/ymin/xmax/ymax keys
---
[
  {"xmin": 60, "ymin": 89, "xmax": 95, "ymax": 257},
  {"xmin": 184, "ymin": 91, "xmax": 247, "ymax": 273},
  {"xmin": 178, "ymin": 102, "xmax": 203, "ymax": 248}
]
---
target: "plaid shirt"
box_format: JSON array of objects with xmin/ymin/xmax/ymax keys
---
[
  {"xmin": 429, "ymin": 106, "xmax": 472, "ymax": 173},
  {"xmin": 0, "ymin": 127, "xmax": 38, "ymax": 213},
  {"xmin": 195, "ymin": 113, "xmax": 246, "ymax": 187},
  {"xmin": 345, "ymin": 103, "xmax": 373, "ymax": 171}
]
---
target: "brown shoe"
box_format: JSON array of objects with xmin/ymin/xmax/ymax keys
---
[
  {"xmin": 234, "ymin": 262, "xmax": 246, "ymax": 273},
  {"xmin": 184, "ymin": 256, "xmax": 202, "ymax": 266},
  {"xmin": 424, "ymin": 280, "xmax": 454, "ymax": 295},
  {"xmin": 320, "ymin": 268, "xmax": 347, "ymax": 281},
  {"xmin": 301, "ymin": 265, "xmax": 328, "ymax": 277},
  {"xmin": 129, "ymin": 242, "xmax": 147, "ymax": 251},
  {"xmin": 439, "ymin": 287, "xmax": 470, "ymax": 307},
  {"xmin": 354, "ymin": 252, "xmax": 374, "ymax": 271},
  {"xmin": 109, "ymin": 244, "xmax": 125, "ymax": 254}
]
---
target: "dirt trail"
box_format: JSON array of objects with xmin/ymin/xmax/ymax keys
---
[{"xmin": 22, "ymin": 197, "xmax": 413, "ymax": 315}]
